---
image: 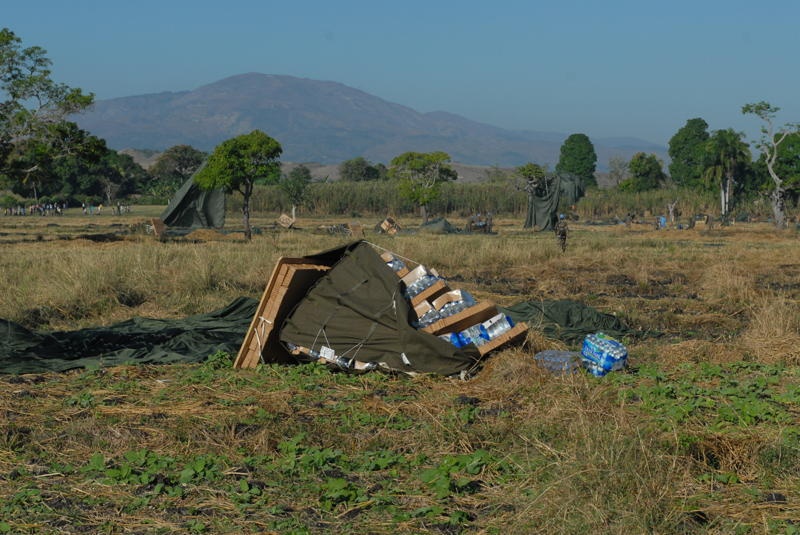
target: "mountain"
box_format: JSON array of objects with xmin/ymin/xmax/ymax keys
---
[{"xmin": 75, "ymin": 73, "xmax": 666, "ymax": 170}]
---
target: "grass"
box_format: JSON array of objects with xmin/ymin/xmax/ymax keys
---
[{"xmin": 1, "ymin": 208, "xmax": 800, "ymax": 533}]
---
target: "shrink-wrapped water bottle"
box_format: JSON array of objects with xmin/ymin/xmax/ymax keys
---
[
  {"xmin": 413, "ymin": 307, "xmax": 442, "ymax": 328},
  {"xmin": 482, "ymin": 313, "xmax": 514, "ymax": 340},
  {"xmin": 458, "ymin": 323, "xmax": 489, "ymax": 347},
  {"xmin": 439, "ymin": 332, "xmax": 463, "ymax": 348},
  {"xmin": 581, "ymin": 332, "xmax": 628, "ymax": 373},
  {"xmin": 438, "ymin": 291, "xmax": 476, "ymax": 318}
]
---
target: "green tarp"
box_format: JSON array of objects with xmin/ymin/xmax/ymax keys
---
[
  {"xmin": 160, "ymin": 165, "xmax": 226, "ymax": 229},
  {"xmin": 279, "ymin": 241, "xmax": 482, "ymax": 376},
  {"xmin": 524, "ymin": 173, "xmax": 585, "ymax": 231},
  {"xmin": 499, "ymin": 299, "xmax": 630, "ymax": 344},
  {"xmin": 0, "ymin": 297, "xmax": 257, "ymax": 374}
]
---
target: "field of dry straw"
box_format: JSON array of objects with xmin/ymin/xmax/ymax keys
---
[{"xmin": 0, "ymin": 207, "xmax": 799, "ymax": 534}]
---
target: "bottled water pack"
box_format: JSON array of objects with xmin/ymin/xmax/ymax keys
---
[{"xmin": 580, "ymin": 333, "xmax": 628, "ymax": 375}]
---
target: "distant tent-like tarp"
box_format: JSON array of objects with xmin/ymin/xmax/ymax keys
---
[
  {"xmin": 524, "ymin": 173, "xmax": 585, "ymax": 231},
  {"xmin": 160, "ymin": 167, "xmax": 226, "ymax": 228}
]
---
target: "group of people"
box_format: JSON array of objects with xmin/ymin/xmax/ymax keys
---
[{"xmin": 3, "ymin": 202, "xmax": 66, "ymax": 216}]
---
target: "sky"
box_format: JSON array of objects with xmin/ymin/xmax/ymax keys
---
[{"xmin": 4, "ymin": 0, "xmax": 800, "ymax": 148}]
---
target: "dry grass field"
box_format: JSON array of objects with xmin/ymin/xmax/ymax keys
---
[{"xmin": 1, "ymin": 207, "xmax": 799, "ymax": 534}]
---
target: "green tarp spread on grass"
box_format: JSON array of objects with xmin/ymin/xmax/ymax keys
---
[
  {"xmin": 0, "ymin": 297, "xmax": 257, "ymax": 375},
  {"xmin": 0, "ymin": 242, "xmax": 632, "ymax": 375}
]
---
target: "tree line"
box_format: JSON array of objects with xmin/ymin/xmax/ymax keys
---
[{"xmin": 2, "ymin": 27, "xmax": 799, "ymax": 237}]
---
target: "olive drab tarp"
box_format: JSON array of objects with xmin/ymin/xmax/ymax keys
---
[
  {"xmin": 0, "ymin": 297, "xmax": 258, "ymax": 374},
  {"xmin": 523, "ymin": 173, "xmax": 585, "ymax": 231},
  {"xmin": 159, "ymin": 164, "xmax": 226, "ymax": 229},
  {"xmin": 279, "ymin": 241, "xmax": 482, "ymax": 376}
]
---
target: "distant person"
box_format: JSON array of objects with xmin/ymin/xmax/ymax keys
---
[{"xmin": 555, "ymin": 213, "xmax": 569, "ymax": 252}]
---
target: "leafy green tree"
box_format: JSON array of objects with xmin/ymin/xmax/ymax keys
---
[
  {"xmin": 389, "ymin": 151, "xmax": 457, "ymax": 223},
  {"xmin": 280, "ymin": 164, "xmax": 313, "ymax": 220},
  {"xmin": 6, "ymin": 121, "xmax": 106, "ymax": 201},
  {"xmin": 702, "ymin": 129, "xmax": 750, "ymax": 218},
  {"xmin": 194, "ymin": 130, "xmax": 282, "ymax": 240},
  {"xmin": 742, "ymin": 101, "xmax": 800, "ymax": 229},
  {"xmin": 1, "ymin": 28, "xmax": 94, "ymax": 189},
  {"xmin": 339, "ymin": 157, "xmax": 386, "ymax": 181},
  {"xmin": 668, "ymin": 118, "xmax": 709, "ymax": 188},
  {"xmin": 555, "ymin": 133, "xmax": 597, "ymax": 188},
  {"xmin": 619, "ymin": 152, "xmax": 666, "ymax": 192},
  {"xmin": 149, "ymin": 145, "xmax": 206, "ymax": 198},
  {"xmin": 772, "ymin": 132, "xmax": 800, "ymax": 205}
]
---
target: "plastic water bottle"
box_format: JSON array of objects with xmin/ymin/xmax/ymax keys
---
[
  {"xmin": 458, "ymin": 324, "xmax": 488, "ymax": 347},
  {"xmin": 438, "ymin": 291, "xmax": 476, "ymax": 318},
  {"xmin": 483, "ymin": 313, "xmax": 514, "ymax": 340},
  {"xmin": 414, "ymin": 308, "xmax": 442, "ymax": 328},
  {"xmin": 439, "ymin": 333, "xmax": 462, "ymax": 348}
]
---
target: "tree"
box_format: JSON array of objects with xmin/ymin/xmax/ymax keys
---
[
  {"xmin": 339, "ymin": 156, "xmax": 386, "ymax": 181},
  {"xmin": 556, "ymin": 133, "xmax": 597, "ymax": 188},
  {"xmin": 608, "ymin": 156, "xmax": 629, "ymax": 186},
  {"xmin": 742, "ymin": 101, "xmax": 800, "ymax": 228},
  {"xmin": 279, "ymin": 164, "xmax": 312, "ymax": 220},
  {"xmin": 1, "ymin": 28, "xmax": 94, "ymax": 186},
  {"xmin": 149, "ymin": 145, "xmax": 206, "ymax": 198},
  {"xmin": 389, "ymin": 151, "xmax": 457, "ymax": 223},
  {"xmin": 194, "ymin": 130, "xmax": 282, "ymax": 241},
  {"xmin": 619, "ymin": 152, "xmax": 666, "ymax": 192},
  {"xmin": 702, "ymin": 129, "xmax": 750, "ymax": 218},
  {"xmin": 668, "ymin": 118, "xmax": 709, "ymax": 188},
  {"xmin": 772, "ymin": 132, "xmax": 800, "ymax": 205}
]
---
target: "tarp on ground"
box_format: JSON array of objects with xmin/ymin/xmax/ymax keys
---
[
  {"xmin": 418, "ymin": 217, "xmax": 459, "ymax": 234},
  {"xmin": 279, "ymin": 241, "xmax": 482, "ymax": 375},
  {"xmin": 499, "ymin": 299, "xmax": 631, "ymax": 344},
  {"xmin": 0, "ymin": 297, "xmax": 257, "ymax": 374},
  {"xmin": 159, "ymin": 165, "xmax": 226, "ymax": 228}
]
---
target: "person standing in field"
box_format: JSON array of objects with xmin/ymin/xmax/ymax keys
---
[{"xmin": 555, "ymin": 213, "xmax": 569, "ymax": 252}]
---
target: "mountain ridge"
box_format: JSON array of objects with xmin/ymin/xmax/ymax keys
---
[{"xmin": 75, "ymin": 73, "xmax": 666, "ymax": 170}]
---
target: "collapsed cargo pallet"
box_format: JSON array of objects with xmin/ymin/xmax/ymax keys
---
[{"xmin": 234, "ymin": 241, "xmax": 526, "ymax": 375}]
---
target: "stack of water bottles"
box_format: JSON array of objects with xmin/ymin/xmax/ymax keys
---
[
  {"xmin": 402, "ymin": 265, "xmax": 442, "ymax": 300},
  {"xmin": 580, "ymin": 332, "xmax": 628, "ymax": 376},
  {"xmin": 438, "ymin": 312, "xmax": 515, "ymax": 349},
  {"xmin": 434, "ymin": 289, "xmax": 476, "ymax": 319}
]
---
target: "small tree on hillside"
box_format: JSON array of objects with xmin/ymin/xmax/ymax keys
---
[
  {"xmin": 194, "ymin": 130, "xmax": 282, "ymax": 241},
  {"xmin": 742, "ymin": 101, "xmax": 799, "ymax": 229},
  {"xmin": 279, "ymin": 164, "xmax": 313, "ymax": 220},
  {"xmin": 389, "ymin": 151, "xmax": 457, "ymax": 223}
]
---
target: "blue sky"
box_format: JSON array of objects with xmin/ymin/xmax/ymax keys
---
[{"xmin": 4, "ymin": 0, "xmax": 799, "ymax": 147}]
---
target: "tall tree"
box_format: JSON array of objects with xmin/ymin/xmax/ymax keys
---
[
  {"xmin": 279, "ymin": 164, "xmax": 313, "ymax": 220},
  {"xmin": 555, "ymin": 133, "xmax": 597, "ymax": 188},
  {"xmin": 702, "ymin": 129, "xmax": 750, "ymax": 218},
  {"xmin": 668, "ymin": 118, "xmax": 710, "ymax": 188},
  {"xmin": 742, "ymin": 101, "xmax": 800, "ymax": 229},
  {"xmin": 771, "ymin": 132, "xmax": 800, "ymax": 205},
  {"xmin": 149, "ymin": 145, "xmax": 206, "ymax": 198},
  {"xmin": 619, "ymin": 152, "xmax": 666, "ymax": 192},
  {"xmin": 389, "ymin": 151, "xmax": 457, "ymax": 223},
  {"xmin": 194, "ymin": 130, "xmax": 282, "ymax": 241},
  {"xmin": 1, "ymin": 28, "xmax": 94, "ymax": 187}
]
